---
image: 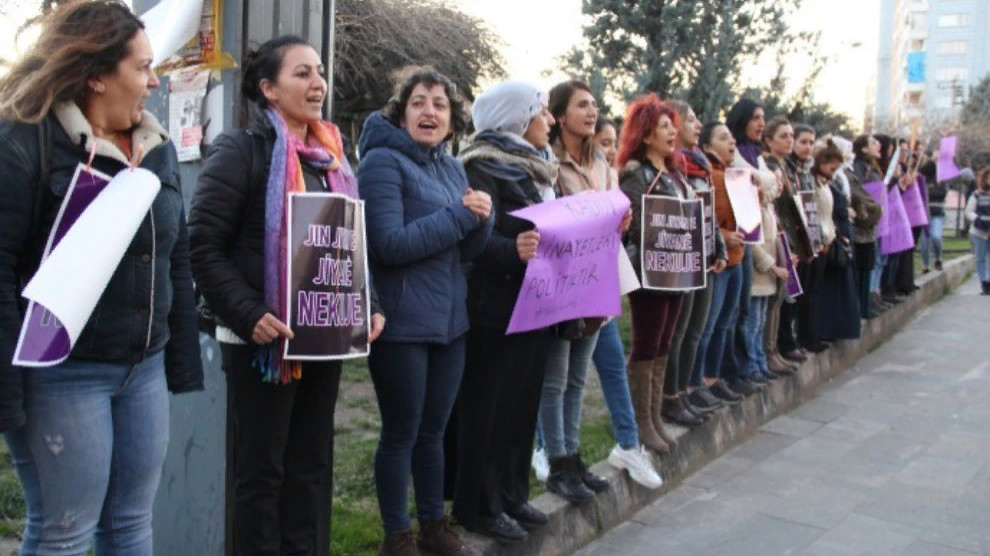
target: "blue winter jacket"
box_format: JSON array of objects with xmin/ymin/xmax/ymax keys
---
[{"xmin": 358, "ymin": 112, "xmax": 493, "ymax": 343}]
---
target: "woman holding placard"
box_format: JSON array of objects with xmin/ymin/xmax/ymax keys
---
[
  {"xmin": 617, "ymin": 93, "xmax": 692, "ymax": 455},
  {"xmin": 848, "ymin": 134, "xmax": 885, "ymax": 319},
  {"xmin": 191, "ymin": 36, "xmax": 386, "ymax": 554},
  {"xmin": 661, "ymin": 99, "xmax": 728, "ymax": 426},
  {"xmin": 0, "ymin": 1, "xmax": 203, "ymax": 552},
  {"xmin": 690, "ymin": 122, "xmax": 748, "ymax": 407}
]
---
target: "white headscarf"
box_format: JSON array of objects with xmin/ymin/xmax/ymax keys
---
[{"xmin": 471, "ymin": 81, "xmax": 546, "ymax": 136}]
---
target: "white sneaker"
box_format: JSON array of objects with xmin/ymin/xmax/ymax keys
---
[
  {"xmin": 531, "ymin": 448, "xmax": 549, "ymax": 482},
  {"xmin": 607, "ymin": 444, "xmax": 663, "ymax": 489}
]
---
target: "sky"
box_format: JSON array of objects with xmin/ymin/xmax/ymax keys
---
[
  {"xmin": 1, "ymin": 0, "xmax": 881, "ymax": 124},
  {"xmin": 452, "ymin": 0, "xmax": 881, "ymax": 125}
]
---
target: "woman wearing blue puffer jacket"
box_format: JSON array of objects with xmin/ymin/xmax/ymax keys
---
[{"xmin": 358, "ymin": 66, "xmax": 493, "ymax": 556}]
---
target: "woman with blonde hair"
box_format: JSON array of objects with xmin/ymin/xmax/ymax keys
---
[{"xmin": 0, "ymin": 1, "xmax": 203, "ymax": 552}]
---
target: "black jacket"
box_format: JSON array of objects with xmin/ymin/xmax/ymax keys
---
[
  {"xmin": 462, "ymin": 160, "xmax": 542, "ymax": 329},
  {"xmin": 0, "ymin": 112, "xmax": 203, "ymax": 431},
  {"xmin": 189, "ymin": 112, "xmax": 380, "ymax": 345},
  {"xmin": 619, "ymin": 159, "xmax": 689, "ymax": 277},
  {"xmin": 765, "ymin": 155, "xmax": 814, "ymax": 262}
]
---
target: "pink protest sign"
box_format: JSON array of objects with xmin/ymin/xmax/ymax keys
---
[
  {"xmin": 505, "ymin": 189, "xmax": 630, "ymax": 335},
  {"xmin": 881, "ymin": 187, "xmax": 915, "ymax": 255},
  {"xmin": 863, "ymin": 180, "xmax": 889, "ymax": 237},
  {"xmin": 778, "ymin": 232, "xmax": 802, "ymax": 299},
  {"xmin": 937, "ymin": 136, "xmax": 961, "ymax": 183},
  {"xmin": 901, "ymin": 180, "xmax": 929, "ymax": 228}
]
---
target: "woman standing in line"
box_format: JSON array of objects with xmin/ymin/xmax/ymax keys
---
[
  {"xmin": 191, "ymin": 35, "xmax": 385, "ymax": 555},
  {"xmin": 789, "ymin": 125, "xmax": 829, "ymax": 354},
  {"xmin": 617, "ymin": 93, "xmax": 691, "ymax": 453},
  {"xmin": 0, "ymin": 2, "xmax": 202, "ymax": 552},
  {"xmin": 849, "ymin": 134, "xmax": 885, "ymax": 319},
  {"xmin": 661, "ymin": 100, "xmax": 728, "ymax": 426},
  {"xmin": 532, "ymin": 80, "xmax": 626, "ymax": 505},
  {"xmin": 965, "ymin": 168, "xmax": 990, "ymax": 295},
  {"xmin": 689, "ymin": 122, "xmax": 748, "ymax": 407},
  {"xmin": 583, "ymin": 115, "xmax": 664, "ymax": 488},
  {"xmin": 760, "ymin": 116, "xmax": 813, "ymax": 372},
  {"xmin": 452, "ymin": 81, "xmax": 559, "ymax": 544},
  {"xmin": 358, "ymin": 66, "xmax": 491, "ymax": 555},
  {"xmin": 814, "ymin": 138, "xmax": 861, "ymax": 340},
  {"xmin": 919, "ymin": 159, "xmax": 946, "ymax": 273}
]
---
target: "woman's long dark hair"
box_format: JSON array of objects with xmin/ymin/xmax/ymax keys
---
[{"xmin": 726, "ymin": 98, "xmax": 762, "ymax": 145}]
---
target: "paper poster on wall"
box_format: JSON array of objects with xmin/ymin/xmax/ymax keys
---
[
  {"xmin": 13, "ymin": 166, "xmax": 161, "ymax": 367},
  {"xmin": 284, "ymin": 193, "xmax": 371, "ymax": 360},
  {"xmin": 168, "ymin": 69, "xmax": 209, "ymax": 162}
]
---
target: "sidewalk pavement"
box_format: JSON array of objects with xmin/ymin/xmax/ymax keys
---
[{"xmin": 574, "ymin": 275, "xmax": 990, "ymax": 556}]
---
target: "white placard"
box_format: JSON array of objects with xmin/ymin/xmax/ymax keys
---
[
  {"xmin": 724, "ymin": 167, "xmax": 762, "ymax": 233},
  {"xmin": 21, "ymin": 169, "xmax": 161, "ymax": 347},
  {"xmin": 618, "ymin": 247, "xmax": 641, "ymax": 295}
]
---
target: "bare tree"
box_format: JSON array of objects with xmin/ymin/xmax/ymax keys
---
[{"xmin": 333, "ymin": 0, "xmax": 506, "ymax": 149}]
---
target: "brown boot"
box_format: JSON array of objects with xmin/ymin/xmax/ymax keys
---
[
  {"xmin": 650, "ymin": 356, "xmax": 678, "ymax": 448},
  {"xmin": 768, "ymin": 352, "xmax": 797, "ymax": 375},
  {"xmin": 627, "ymin": 359, "xmax": 670, "ymax": 454},
  {"xmin": 417, "ymin": 517, "xmax": 480, "ymax": 556},
  {"xmin": 380, "ymin": 529, "xmax": 421, "ymax": 556}
]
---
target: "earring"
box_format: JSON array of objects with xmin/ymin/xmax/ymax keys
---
[{"xmin": 93, "ymin": 84, "xmax": 105, "ymax": 94}]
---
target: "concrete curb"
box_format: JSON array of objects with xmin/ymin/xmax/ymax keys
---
[{"xmin": 467, "ymin": 255, "xmax": 976, "ymax": 556}]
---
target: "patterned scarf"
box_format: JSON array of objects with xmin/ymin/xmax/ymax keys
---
[{"xmin": 256, "ymin": 108, "xmax": 358, "ymax": 384}]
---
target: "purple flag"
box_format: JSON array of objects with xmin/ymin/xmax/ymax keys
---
[
  {"xmin": 13, "ymin": 165, "xmax": 111, "ymax": 366},
  {"xmin": 779, "ymin": 233, "xmax": 803, "ymax": 299},
  {"xmin": 881, "ymin": 187, "xmax": 915, "ymax": 255},
  {"xmin": 505, "ymin": 189, "xmax": 630, "ymax": 335},
  {"xmin": 863, "ymin": 180, "xmax": 889, "ymax": 237},
  {"xmin": 901, "ymin": 180, "xmax": 929, "ymax": 228},
  {"xmin": 937, "ymin": 136, "xmax": 961, "ymax": 183}
]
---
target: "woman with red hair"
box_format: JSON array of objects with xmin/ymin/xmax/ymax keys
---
[{"xmin": 617, "ymin": 94, "xmax": 691, "ymax": 455}]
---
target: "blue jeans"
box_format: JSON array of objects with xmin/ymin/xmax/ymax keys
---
[
  {"xmin": 724, "ymin": 246, "xmax": 753, "ymax": 380},
  {"xmin": 691, "ymin": 263, "xmax": 743, "ymax": 385},
  {"xmin": 921, "ymin": 216, "xmax": 945, "ymax": 268},
  {"xmin": 538, "ymin": 330, "xmax": 600, "ymax": 458},
  {"xmin": 369, "ymin": 336, "xmax": 465, "ymax": 533},
  {"xmin": 871, "ymin": 238, "xmax": 887, "ymax": 293},
  {"xmin": 5, "ymin": 351, "xmax": 169, "ymax": 556},
  {"xmin": 745, "ymin": 295, "xmax": 771, "ymax": 375},
  {"xmin": 591, "ymin": 321, "xmax": 638, "ymax": 450},
  {"xmin": 972, "ymin": 234, "xmax": 990, "ymax": 282}
]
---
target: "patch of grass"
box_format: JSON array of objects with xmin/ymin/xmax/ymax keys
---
[
  {"xmin": 0, "ymin": 518, "xmax": 22, "ymax": 538},
  {"xmin": 330, "ymin": 498, "xmax": 380, "ymax": 556},
  {"xmin": 340, "ymin": 359, "xmax": 370, "ymax": 384}
]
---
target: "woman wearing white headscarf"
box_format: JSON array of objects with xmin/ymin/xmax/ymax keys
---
[{"xmin": 451, "ymin": 81, "xmax": 559, "ymax": 544}]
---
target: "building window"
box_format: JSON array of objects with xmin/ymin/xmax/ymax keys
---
[
  {"xmin": 937, "ymin": 41, "xmax": 968, "ymax": 55},
  {"xmin": 938, "ymin": 13, "xmax": 971, "ymax": 27},
  {"xmin": 936, "ymin": 67, "xmax": 969, "ymax": 81}
]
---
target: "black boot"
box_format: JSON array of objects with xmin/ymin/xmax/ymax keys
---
[
  {"xmin": 982, "ymin": 281, "xmax": 990, "ymax": 296},
  {"xmin": 546, "ymin": 455, "xmax": 595, "ymax": 504},
  {"xmin": 573, "ymin": 453, "xmax": 610, "ymax": 493}
]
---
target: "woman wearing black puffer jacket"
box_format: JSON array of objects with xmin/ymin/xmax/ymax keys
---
[
  {"xmin": 189, "ymin": 36, "xmax": 385, "ymax": 555},
  {"xmin": 0, "ymin": 2, "xmax": 201, "ymax": 552}
]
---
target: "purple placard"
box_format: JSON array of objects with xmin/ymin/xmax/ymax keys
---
[
  {"xmin": 13, "ymin": 164, "xmax": 111, "ymax": 366},
  {"xmin": 863, "ymin": 180, "xmax": 889, "ymax": 237},
  {"xmin": 739, "ymin": 224, "xmax": 764, "ymax": 244},
  {"xmin": 901, "ymin": 180, "xmax": 929, "ymax": 228},
  {"xmin": 937, "ymin": 136, "xmax": 961, "ymax": 183},
  {"xmin": 881, "ymin": 187, "xmax": 916, "ymax": 255},
  {"xmin": 505, "ymin": 189, "xmax": 630, "ymax": 335},
  {"xmin": 779, "ymin": 232, "xmax": 803, "ymax": 299}
]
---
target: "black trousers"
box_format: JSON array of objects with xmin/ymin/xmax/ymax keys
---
[
  {"xmin": 796, "ymin": 255, "xmax": 826, "ymax": 348},
  {"xmin": 222, "ymin": 343, "xmax": 342, "ymax": 556},
  {"xmin": 452, "ymin": 325, "xmax": 551, "ymax": 528}
]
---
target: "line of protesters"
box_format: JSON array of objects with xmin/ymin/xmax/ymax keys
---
[{"xmin": 0, "ymin": 3, "xmax": 983, "ymax": 554}]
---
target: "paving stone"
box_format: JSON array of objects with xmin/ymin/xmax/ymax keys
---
[
  {"xmin": 760, "ymin": 415, "xmax": 825, "ymax": 437},
  {"xmin": 812, "ymin": 415, "xmax": 890, "ymax": 442},
  {"xmin": 701, "ymin": 513, "xmax": 825, "ymax": 556},
  {"xmin": 899, "ymin": 539, "xmax": 980, "ymax": 556},
  {"xmin": 801, "ymin": 513, "xmax": 916, "ymax": 556},
  {"xmin": 723, "ymin": 431, "xmax": 802, "ymax": 464},
  {"xmin": 790, "ymin": 397, "xmax": 849, "ymax": 424},
  {"xmin": 760, "ymin": 482, "xmax": 870, "ymax": 529},
  {"xmin": 891, "ymin": 455, "xmax": 982, "ymax": 493}
]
